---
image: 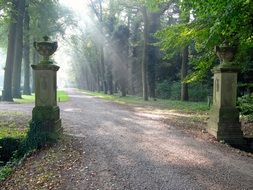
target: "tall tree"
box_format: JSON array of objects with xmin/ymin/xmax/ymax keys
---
[
  {"xmin": 141, "ymin": 6, "xmax": 148, "ymax": 101},
  {"xmin": 2, "ymin": 0, "xmax": 18, "ymax": 101},
  {"xmin": 147, "ymin": 11, "xmax": 160, "ymax": 100},
  {"xmin": 23, "ymin": 3, "xmax": 31, "ymax": 95},
  {"xmin": 181, "ymin": 46, "xmax": 189, "ymax": 101},
  {"xmin": 112, "ymin": 25, "xmax": 130, "ymax": 97},
  {"xmin": 89, "ymin": 0, "xmax": 107, "ymax": 93},
  {"xmin": 12, "ymin": 0, "xmax": 25, "ymax": 98},
  {"xmin": 105, "ymin": 0, "xmax": 117, "ymax": 95},
  {"xmin": 179, "ymin": 8, "xmax": 189, "ymax": 101}
]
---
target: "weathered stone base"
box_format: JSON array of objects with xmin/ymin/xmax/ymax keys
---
[
  {"xmin": 32, "ymin": 106, "xmax": 62, "ymax": 134},
  {"xmin": 207, "ymin": 107, "xmax": 244, "ymax": 145},
  {"xmin": 207, "ymin": 121, "xmax": 244, "ymax": 145}
]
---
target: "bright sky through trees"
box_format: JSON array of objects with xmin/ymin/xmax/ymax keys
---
[
  {"xmin": 56, "ymin": 0, "xmax": 89, "ymax": 88},
  {"xmin": 60, "ymin": 0, "xmax": 87, "ymax": 12}
]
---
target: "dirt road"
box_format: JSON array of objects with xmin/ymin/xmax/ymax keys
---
[{"xmin": 1, "ymin": 89, "xmax": 253, "ymax": 190}]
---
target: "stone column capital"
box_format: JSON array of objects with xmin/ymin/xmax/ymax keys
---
[
  {"xmin": 31, "ymin": 64, "xmax": 60, "ymax": 71},
  {"xmin": 212, "ymin": 64, "xmax": 240, "ymax": 74}
]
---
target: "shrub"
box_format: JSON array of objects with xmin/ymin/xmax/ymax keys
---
[
  {"xmin": 170, "ymin": 82, "xmax": 181, "ymax": 100},
  {"xmin": 156, "ymin": 80, "xmax": 212, "ymax": 102},
  {"xmin": 189, "ymin": 82, "xmax": 212, "ymax": 102},
  {"xmin": 156, "ymin": 81, "xmax": 171, "ymax": 99},
  {"xmin": 0, "ymin": 120, "xmax": 60, "ymax": 181},
  {"xmin": 0, "ymin": 138, "xmax": 22, "ymax": 165},
  {"xmin": 237, "ymin": 95, "xmax": 253, "ymax": 121},
  {"xmin": 0, "ymin": 165, "xmax": 13, "ymax": 181},
  {"xmin": 17, "ymin": 121, "xmax": 59, "ymax": 157}
]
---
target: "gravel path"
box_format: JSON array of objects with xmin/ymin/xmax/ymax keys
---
[{"xmin": 1, "ymin": 89, "xmax": 253, "ymax": 190}]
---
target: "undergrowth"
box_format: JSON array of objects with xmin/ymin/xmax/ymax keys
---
[
  {"xmin": 0, "ymin": 116, "xmax": 60, "ymax": 181},
  {"xmin": 238, "ymin": 95, "xmax": 253, "ymax": 122}
]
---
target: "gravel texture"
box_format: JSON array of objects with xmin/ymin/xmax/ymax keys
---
[{"xmin": 1, "ymin": 89, "xmax": 253, "ymax": 190}]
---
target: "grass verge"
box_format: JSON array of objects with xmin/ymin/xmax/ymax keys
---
[
  {"xmin": 0, "ymin": 112, "xmax": 28, "ymax": 139},
  {"xmin": 0, "ymin": 109, "xmax": 61, "ymax": 181},
  {"xmin": 0, "ymin": 111, "xmax": 29, "ymax": 181},
  {"xmin": 14, "ymin": 90, "xmax": 70, "ymax": 104},
  {"xmin": 81, "ymin": 90, "xmax": 210, "ymax": 113}
]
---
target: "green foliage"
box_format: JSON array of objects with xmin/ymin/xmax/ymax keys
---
[
  {"xmin": 0, "ymin": 113, "xmax": 60, "ymax": 181},
  {"xmin": 183, "ymin": 0, "xmax": 253, "ymax": 46},
  {"xmin": 156, "ymin": 0, "xmax": 253, "ymax": 81},
  {"xmin": 156, "ymin": 80, "xmax": 171, "ymax": 99},
  {"xmin": 169, "ymin": 82, "xmax": 181, "ymax": 100},
  {"xmin": 156, "ymin": 81, "xmax": 211, "ymax": 101},
  {"xmin": 188, "ymin": 82, "xmax": 212, "ymax": 102},
  {"xmin": 237, "ymin": 95, "xmax": 253, "ymax": 121},
  {"xmin": 20, "ymin": 121, "xmax": 59, "ymax": 153},
  {"xmin": 0, "ymin": 117, "xmax": 27, "ymax": 180},
  {"xmin": 0, "ymin": 1, "xmax": 17, "ymax": 48},
  {"xmin": 0, "ymin": 165, "xmax": 13, "ymax": 181},
  {"xmin": 57, "ymin": 90, "xmax": 70, "ymax": 102},
  {"xmin": 156, "ymin": 23, "xmax": 192, "ymax": 59},
  {"xmin": 156, "ymin": 81, "xmax": 181, "ymax": 100},
  {"xmin": 0, "ymin": 137, "xmax": 22, "ymax": 165},
  {"xmin": 0, "ymin": 126, "xmax": 27, "ymax": 139},
  {"xmin": 0, "ymin": 120, "xmax": 60, "ymax": 181},
  {"xmin": 185, "ymin": 52, "xmax": 217, "ymax": 83},
  {"xmin": 29, "ymin": 0, "xmax": 76, "ymax": 39}
]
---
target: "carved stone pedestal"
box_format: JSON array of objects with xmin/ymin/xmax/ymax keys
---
[
  {"xmin": 207, "ymin": 66, "xmax": 244, "ymax": 145},
  {"xmin": 31, "ymin": 64, "xmax": 62, "ymax": 134}
]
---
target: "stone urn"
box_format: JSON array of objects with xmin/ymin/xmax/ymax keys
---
[
  {"xmin": 214, "ymin": 45, "xmax": 237, "ymax": 64},
  {"xmin": 34, "ymin": 36, "xmax": 58, "ymax": 64}
]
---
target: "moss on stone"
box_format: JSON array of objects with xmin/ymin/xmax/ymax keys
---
[{"xmin": 32, "ymin": 106, "xmax": 60, "ymax": 121}]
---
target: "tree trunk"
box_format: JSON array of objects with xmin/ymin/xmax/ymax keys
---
[
  {"xmin": 96, "ymin": 62, "xmax": 101, "ymax": 92},
  {"xmin": 12, "ymin": 0, "xmax": 26, "ymax": 98},
  {"xmin": 2, "ymin": 0, "xmax": 18, "ymax": 101},
  {"xmin": 181, "ymin": 46, "xmax": 189, "ymax": 101},
  {"xmin": 130, "ymin": 20, "xmax": 140, "ymax": 96},
  {"xmin": 23, "ymin": 6, "xmax": 31, "ymax": 95},
  {"xmin": 179, "ymin": 10, "xmax": 190, "ymax": 101},
  {"xmin": 120, "ymin": 80, "xmax": 127, "ymax": 97},
  {"xmin": 148, "ymin": 12, "xmax": 160, "ymax": 100},
  {"xmin": 142, "ymin": 7, "xmax": 148, "ymax": 101},
  {"xmin": 101, "ymin": 46, "xmax": 107, "ymax": 94},
  {"xmin": 106, "ymin": 62, "xmax": 113, "ymax": 95},
  {"xmin": 98, "ymin": 0, "xmax": 107, "ymax": 94}
]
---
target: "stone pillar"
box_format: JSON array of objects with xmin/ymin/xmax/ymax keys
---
[
  {"xmin": 31, "ymin": 64, "xmax": 62, "ymax": 133},
  {"xmin": 207, "ymin": 46, "xmax": 244, "ymax": 145},
  {"xmin": 31, "ymin": 36, "xmax": 62, "ymax": 134}
]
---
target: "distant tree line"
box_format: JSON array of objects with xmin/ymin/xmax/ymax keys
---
[{"xmin": 68, "ymin": 0, "xmax": 252, "ymax": 102}]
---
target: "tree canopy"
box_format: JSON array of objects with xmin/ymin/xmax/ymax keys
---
[{"xmin": 156, "ymin": 0, "xmax": 253, "ymax": 81}]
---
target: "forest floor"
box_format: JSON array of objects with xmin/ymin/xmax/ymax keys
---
[{"xmin": 0, "ymin": 89, "xmax": 253, "ymax": 190}]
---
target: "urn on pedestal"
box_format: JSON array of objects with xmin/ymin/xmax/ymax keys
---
[
  {"xmin": 30, "ymin": 36, "xmax": 62, "ymax": 144},
  {"xmin": 207, "ymin": 44, "xmax": 244, "ymax": 146}
]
